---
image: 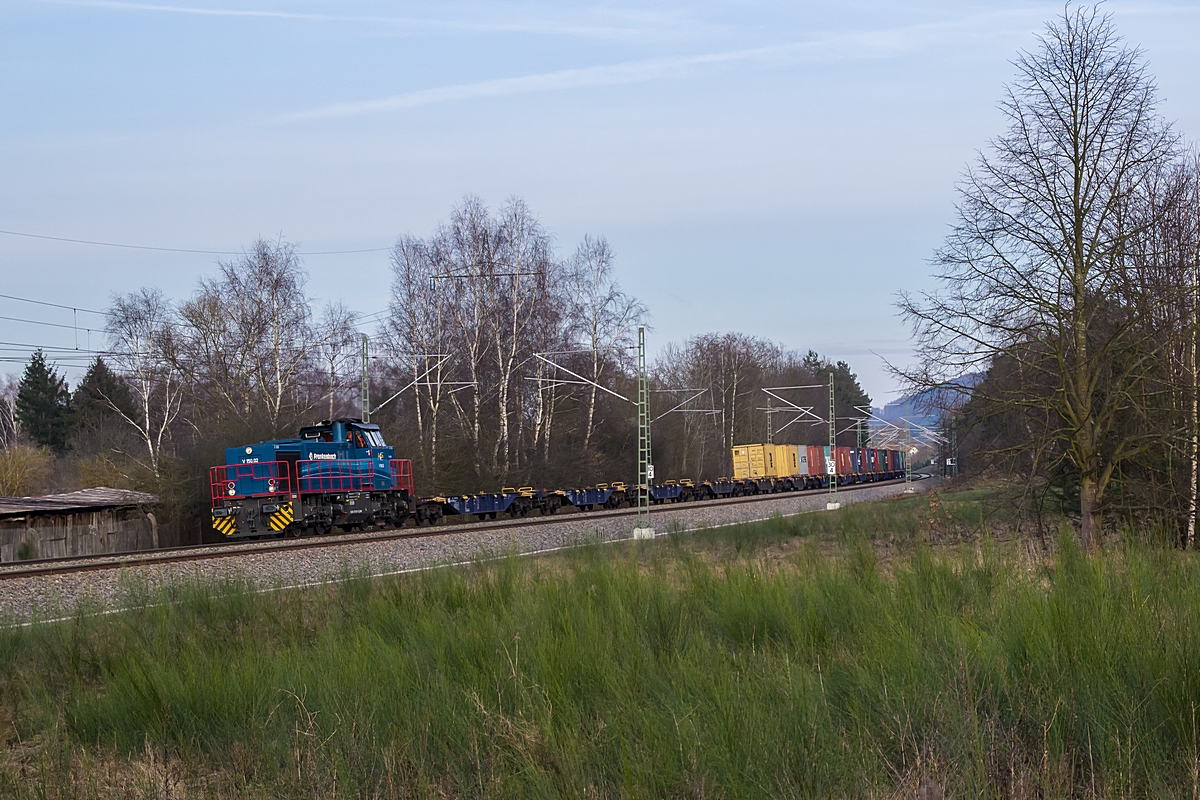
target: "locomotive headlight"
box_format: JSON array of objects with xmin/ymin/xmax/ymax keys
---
[
  {"xmin": 227, "ymin": 481, "xmax": 236, "ymax": 496},
  {"xmin": 268, "ymin": 479, "xmax": 276, "ymax": 491}
]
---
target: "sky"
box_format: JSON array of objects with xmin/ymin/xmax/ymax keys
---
[{"xmin": 1, "ymin": 0, "xmax": 1198, "ymax": 405}]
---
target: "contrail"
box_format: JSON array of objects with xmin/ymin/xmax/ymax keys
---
[
  {"xmin": 38, "ymin": 0, "xmax": 641, "ymax": 37},
  {"xmin": 272, "ymin": 17, "xmax": 999, "ymax": 124}
]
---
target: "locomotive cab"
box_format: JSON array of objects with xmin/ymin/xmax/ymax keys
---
[{"xmin": 299, "ymin": 419, "xmax": 388, "ymax": 453}]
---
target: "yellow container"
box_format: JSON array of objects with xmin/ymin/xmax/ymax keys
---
[
  {"xmin": 733, "ymin": 444, "xmax": 803, "ymax": 478},
  {"xmin": 765, "ymin": 444, "xmax": 801, "ymax": 477},
  {"xmin": 731, "ymin": 444, "xmax": 766, "ymax": 479}
]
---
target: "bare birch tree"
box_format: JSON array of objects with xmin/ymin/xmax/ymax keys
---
[
  {"xmin": 385, "ymin": 234, "xmax": 457, "ymax": 477},
  {"xmin": 105, "ymin": 288, "xmax": 184, "ymax": 477},
  {"xmin": 442, "ymin": 197, "xmax": 495, "ymax": 478},
  {"xmin": 0, "ymin": 375, "xmax": 19, "ymax": 449},
  {"xmin": 566, "ymin": 235, "xmax": 647, "ymax": 452},
  {"xmin": 489, "ymin": 198, "xmax": 556, "ymax": 478},
  {"xmin": 314, "ymin": 302, "xmax": 360, "ymax": 420},
  {"xmin": 179, "ymin": 238, "xmax": 316, "ymax": 434}
]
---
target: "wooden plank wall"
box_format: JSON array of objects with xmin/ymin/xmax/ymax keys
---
[{"xmin": 0, "ymin": 508, "xmax": 157, "ymax": 562}]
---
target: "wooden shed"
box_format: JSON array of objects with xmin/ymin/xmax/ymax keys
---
[{"xmin": 0, "ymin": 488, "xmax": 160, "ymax": 562}]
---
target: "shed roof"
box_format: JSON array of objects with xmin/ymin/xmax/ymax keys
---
[{"xmin": 0, "ymin": 487, "xmax": 159, "ymax": 518}]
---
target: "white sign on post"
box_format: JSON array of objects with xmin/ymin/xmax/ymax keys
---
[
  {"xmin": 646, "ymin": 464, "xmax": 655, "ymax": 481},
  {"xmin": 826, "ymin": 462, "xmax": 835, "ymax": 475}
]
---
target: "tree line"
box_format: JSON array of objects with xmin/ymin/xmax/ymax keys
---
[
  {"xmin": 0, "ymin": 199, "xmax": 870, "ymax": 541},
  {"xmin": 903, "ymin": 5, "xmax": 1200, "ymax": 548}
]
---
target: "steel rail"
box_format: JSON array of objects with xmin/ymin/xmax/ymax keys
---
[{"xmin": 0, "ymin": 476, "xmax": 927, "ymax": 581}]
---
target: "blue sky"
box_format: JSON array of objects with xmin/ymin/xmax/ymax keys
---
[{"xmin": 2, "ymin": 0, "xmax": 1198, "ymax": 403}]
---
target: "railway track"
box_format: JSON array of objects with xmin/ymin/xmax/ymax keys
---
[{"xmin": 0, "ymin": 476, "xmax": 928, "ymax": 581}]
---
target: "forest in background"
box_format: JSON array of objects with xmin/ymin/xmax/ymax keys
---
[{"xmin": 0, "ymin": 196, "xmax": 870, "ymax": 543}]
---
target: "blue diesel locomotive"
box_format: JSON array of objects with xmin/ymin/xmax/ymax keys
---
[{"xmin": 210, "ymin": 418, "xmax": 414, "ymax": 538}]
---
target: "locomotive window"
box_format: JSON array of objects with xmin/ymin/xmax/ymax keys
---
[{"xmin": 366, "ymin": 431, "xmax": 386, "ymax": 447}]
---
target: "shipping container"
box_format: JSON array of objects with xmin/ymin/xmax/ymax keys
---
[
  {"xmin": 826, "ymin": 446, "xmax": 854, "ymax": 476},
  {"xmin": 732, "ymin": 444, "xmax": 805, "ymax": 478},
  {"xmin": 731, "ymin": 444, "xmax": 766, "ymax": 479},
  {"xmin": 766, "ymin": 444, "xmax": 800, "ymax": 477},
  {"xmin": 807, "ymin": 446, "xmax": 827, "ymax": 477},
  {"xmin": 796, "ymin": 446, "xmax": 811, "ymax": 476}
]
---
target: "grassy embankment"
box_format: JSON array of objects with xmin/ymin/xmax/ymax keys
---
[{"xmin": 3, "ymin": 489, "xmax": 1200, "ymax": 798}]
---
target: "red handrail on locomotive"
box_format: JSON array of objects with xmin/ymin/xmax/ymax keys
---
[
  {"xmin": 209, "ymin": 461, "xmax": 292, "ymax": 504},
  {"xmin": 390, "ymin": 459, "xmax": 414, "ymax": 493}
]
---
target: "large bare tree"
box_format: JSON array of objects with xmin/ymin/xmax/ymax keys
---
[
  {"xmin": 385, "ymin": 234, "xmax": 457, "ymax": 478},
  {"xmin": 105, "ymin": 288, "xmax": 184, "ymax": 477},
  {"xmin": 314, "ymin": 301, "xmax": 360, "ymax": 421},
  {"xmin": 178, "ymin": 238, "xmax": 316, "ymax": 434},
  {"xmin": 900, "ymin": 5, "xmax": 1180, "ymax": 548},
  {"xmin": 565, "ymin": 235, "xmax": 647, "ymax": 452}
]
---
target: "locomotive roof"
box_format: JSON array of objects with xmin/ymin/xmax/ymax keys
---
[
  {"xmin": 296, "ymin": 418, "xmax": 383, "ymax": 440},
  {"xmin": 300, "ymin": 418, "xmax": 380, "ymax": 430}
]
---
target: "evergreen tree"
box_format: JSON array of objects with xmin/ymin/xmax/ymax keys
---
[
  {"xmin": 15, "ymin": 350, "xmax": 73, "ymax": 452},
  {"xmin": 801, "ymin": 350, "xmax": 872, "ymax": 447},
  {"xmin": 74, "ymin": 356, "xmax": 135, "ymax": 428}
]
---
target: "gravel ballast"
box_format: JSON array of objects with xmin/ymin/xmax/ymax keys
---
[{"xmin": 0, "ymin": 480, "xmax": 930, "ymax": 623}]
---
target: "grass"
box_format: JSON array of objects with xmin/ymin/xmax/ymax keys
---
[{"xmin": 2, "ymin": 489, "xmax": 1199, "ymax": 798}]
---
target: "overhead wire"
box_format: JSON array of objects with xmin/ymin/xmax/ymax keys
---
[
  {"xmin": 0, "ymin": 293, "xmax": 105, "ymax": 315},
  {"xmin": 0, "ymin": 228, "xmax": 390, "ymax": 255},
  {"xmin": 0, "ymin": 314, "xmax": 99, "ymax": 333}
]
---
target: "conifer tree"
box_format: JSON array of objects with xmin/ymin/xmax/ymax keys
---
[
  {"xmin": 74, "ymin": 356, "xmax": 135, "ymax": 429},
  {"xmin": 15, "ymin": 350, "xmax": 73, "ymax": 453}
]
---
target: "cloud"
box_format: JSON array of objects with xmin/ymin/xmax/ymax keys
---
[
  {"xmin": 38, "ymin": 0, "xmax": 641, "ymax": 38},
  {"xmin": 273, "ymin": 16, "xmax": 1015, "ymax": 124}
]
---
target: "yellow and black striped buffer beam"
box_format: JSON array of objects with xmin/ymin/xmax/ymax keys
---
[
  {"xmin": 212, "ymin": 513, "xmax": 235, "ymax": 536},
  {"xmin": 268, "ymin": 502, "xmax": 294, "ymax": 532}
]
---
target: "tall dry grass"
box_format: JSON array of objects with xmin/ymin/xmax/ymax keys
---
[{"xmin": 2, "ymin": 491, "xmax": 1198, "ymax": 798}]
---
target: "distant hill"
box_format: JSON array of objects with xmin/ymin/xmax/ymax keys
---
[{"xmin": 873, "ymin": 373, "xmax": 984, "ymax": 429}]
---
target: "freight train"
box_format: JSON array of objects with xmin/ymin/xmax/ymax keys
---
[{"xmin": 209, "ymin": 418, "xmax": 906, "ymax": 539}]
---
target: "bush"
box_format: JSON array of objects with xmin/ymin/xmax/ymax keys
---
[{"xmin": 0, "ymin": 443, "xmax": 52, "ymax": 496}]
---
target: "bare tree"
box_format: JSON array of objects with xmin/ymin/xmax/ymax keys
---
[
  {"xmin": 442, "ymin": 197, "xmax": 495, "ymax": 478},
  {"xmin": 105, "ymin": 288, "xmax": 184, "ymax": 477},
  {"xmin": 489, "ymin": 198, "xmax": 556, "ymax": 478},
  {"xmin": 179, "ymin": 238, "xmax": 317, "ymax": 434},
  {"xmin": 529, "ymin": 270, "xmax": 571, "ymax": 464},
  {"xmin": 0, "ymin": 375, "xmax": 18, "ymax": 449},
  {"xmin": 1121, "ymin": 152, "xmax": 1200, "ymax": 541},
  {"xmin": 177, "ymin": 281, "xmax": 256, "ymax": 425},
  {"xmin": 565, "ymin": 235, "xmax": 647, "ymax": 452},
  {"xmin": 899, "ymin": 6, "xmax": 1179, "ymax": 549},
  {"xmin": 314, "ymin": 302, "xmax": 360, "ymax": 420},
  {"xmin": 385, "ymin": 234, "xmax": 457, "ymax": 477},
  {"xmin": 379, "ymin": 195, "xmax": 647, "ymax": 489}
]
